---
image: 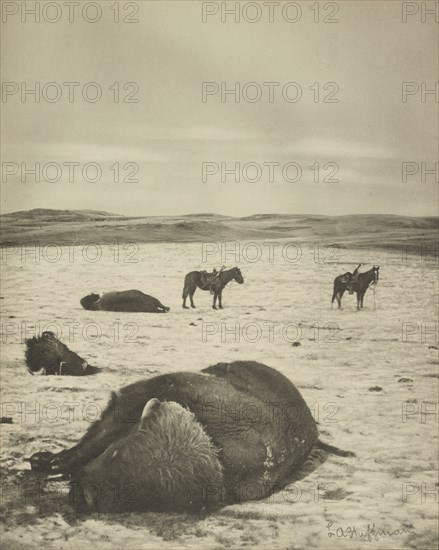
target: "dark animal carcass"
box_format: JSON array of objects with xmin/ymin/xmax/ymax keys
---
[
  {"xmin": 71, "ymin": 399, "xmax": 224, "ymax": 512},
  {"xmin": 25, "ymin": 331, "xmax": 99, "ymax": 376},
  {"xmin": 80, "ymin": 290, "xmax": 170, "ymax": 313},
  {"xmin": 29, "ymin": 361, "xmax": 352, "ymax": 512}
]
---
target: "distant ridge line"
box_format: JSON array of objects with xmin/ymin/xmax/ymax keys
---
[
  {"xmin": 1, "ymin": 208, "xmax": 438, "ymax": 220},
  {"xmin": 1, "ymin": 208, "xmax": 437, "ymax": 253}
]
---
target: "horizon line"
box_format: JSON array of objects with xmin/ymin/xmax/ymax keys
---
[{"xmin": 1, "ymin": 208, "xmax": 438, "ymax": 220}]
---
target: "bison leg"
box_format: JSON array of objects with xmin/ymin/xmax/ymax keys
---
[
  {"xmin": 157, "ymin": 301, "xmax": 170, "ymax": 312},
  {"xmin": 30, "ymin": 391, "xmax": 146, "ymax": 475}
]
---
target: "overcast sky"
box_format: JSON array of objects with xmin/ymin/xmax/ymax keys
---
[{"xmin": 1, "ymin": 1, "xmax": 438, "ymax": 216}]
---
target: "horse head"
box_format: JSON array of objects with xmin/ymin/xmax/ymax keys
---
[
  {"xmin": 232, "ymin": 267, "xmax": 244, "ymax": 284},
  {"xmin": 372, "ymin": 266, "xmax": 380, "ymax": 284}
]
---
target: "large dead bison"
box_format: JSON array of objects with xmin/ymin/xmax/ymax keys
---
[
  {"xmin": 80, "ymin": 290, "xmax": 170, "ymax": 313},
  {"xmin": 25, "ymin": 331, "xmax": 100, "ymax": 376},
  {"xmin": 29, "ymin": 361, "xmax": 352, "ymax": 513}
]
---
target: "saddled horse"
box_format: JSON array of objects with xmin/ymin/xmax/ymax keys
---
[
  {"xmin": 332, "ymin": 266, "xmax": 379, "ymax": 310},
  {"xmin": 182, "ymin": 267, "xmax": 244, "ymax": 309}
]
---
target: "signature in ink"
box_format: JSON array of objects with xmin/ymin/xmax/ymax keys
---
[{"xmin": 326, "ymin": 521, "xmax": 415, "ymax": 542}]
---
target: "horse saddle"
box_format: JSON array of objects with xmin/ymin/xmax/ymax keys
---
[
  {"xmin": 200, "ymin": 269, "xmax": 218, "ymax": 293},
  {"xmin": 340, "ymin": 272, "xmax": 353, "ymax": 284},
  {"xmin": 343, "ymin": 271, "xmax": 360, "ymax": 293}
]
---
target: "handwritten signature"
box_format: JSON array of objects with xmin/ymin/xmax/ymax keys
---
[{"xmin": 326, "ymin": 521, "xmax": 415, "ymax": 543}]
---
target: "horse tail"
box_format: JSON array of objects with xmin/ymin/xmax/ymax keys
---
[
  {"xmin": 331, "ymin": 283, "xmax": 337, "ymax": 303},
  {"xmin": 316, "ymin": 439, "xmax": 355, "ymax": 457},
  {"xmin": 182, "ymin": 273, "xmax": 190, "ymax": 299}
]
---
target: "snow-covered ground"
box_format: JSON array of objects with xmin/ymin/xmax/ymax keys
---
[{"xmin": 1, "ymin": 242, "xmax": 437, "ymax": 549}]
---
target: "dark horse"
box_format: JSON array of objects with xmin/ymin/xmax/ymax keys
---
[
  {"xmin": 332, "ymin": 266, "xmax": 379, "ymax": 310},
  {"xmin": 182, "ymin": 267, "xmax": 244, "ymax": 309},
  {"xmin": 81, "ymin": 290, "xmax": 170, "ymax": 313},
  {"xmin": 28, "ymin": 361, "xmax": 352, "ymax": 513}
]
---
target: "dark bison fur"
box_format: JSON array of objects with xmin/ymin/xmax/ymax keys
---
[
  {"xmin": 29, "ymin": 362, "xmax": 351, "ymax": 513},
  {"xmin": 25, "ymin": 331, "xmax": 99, "ymax": 376},
  {"xmin": 80, "ymin": 290, "xmax": 170, "ymax": 313},
  {"xmin": 71, "ymin": 399, "xmax": 224, "ymax": 512}
]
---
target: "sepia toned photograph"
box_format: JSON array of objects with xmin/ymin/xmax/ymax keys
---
[{"xmin": 1, "ymin": 1, "xmax": 438, "ymax": 548}]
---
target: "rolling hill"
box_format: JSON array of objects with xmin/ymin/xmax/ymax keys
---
[{"xmin": 0, "ymin": 209, "xmax": 437, "ymax": 254}]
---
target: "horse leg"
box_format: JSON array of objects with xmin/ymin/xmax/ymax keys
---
[
  {"xmin": 336, "ymin": 292, "xmax": 342, "ymax": 309},
  {"xmin": 182, "ymin": 288, "xmax": 189, "ymax": 309},
  {"xmin": 182, "ymin": 283, "xmax": 194, "ymax": 309},
  {"xmin": 336, "ymin": 290, "xmax": 345, "ymax": 309},
  {"xmin": 218, "ymin": 291, "xmax": 223, "ymax": 309},
  {"xmin": 189, "ymin": 290, "xmax": 196, "ymax": 308},
  {"xmin": 357, "ymin": 292, "xmax": 365, "ymax": 309},
  {"xmin": 212, "ymin": 293, "xmax": 218, "ymax": 309},
  {"xmin": 356, "ymin": 292, "xmax": 361, "ymax": 310}
]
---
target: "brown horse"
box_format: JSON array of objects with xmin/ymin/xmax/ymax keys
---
[
  {"xmin": 332, "ymin": 266, "xmax": 379, "ymax": 310},
  {"xmin": 182, "ymin": 267, "xmax": 244, "ymax": 309}
]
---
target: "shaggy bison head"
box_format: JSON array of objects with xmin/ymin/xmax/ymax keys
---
[
  {"xmin": 71, "ymin": 399, "xmax": 223, "ymax": 513},
  {"xmin": 80, "ymin": 293, "xmax": 100, "ymax": 310},
  {"xmin": 25, "ymin": 331, "xmax": 99, "ymax": 376}
]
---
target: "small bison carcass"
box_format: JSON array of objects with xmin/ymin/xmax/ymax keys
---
[
  {"xmin": 25, "ymin": 331, "xmax": 99, "ymax": 376},
  {"xmin": 29, "ymin": 361, "xmax": 352, "ymax": 512},
  {"xmin": 80, "ymin": 290, "xmax": 170, "ymax": 313}
]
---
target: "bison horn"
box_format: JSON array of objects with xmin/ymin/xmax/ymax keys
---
[
  {"xmin": 139, "ymin": 398, "xmax": 161, "ymax": 430},
  {"xmin": 28, "ymin": 366, "xmax": 46, "ymax": 375}
]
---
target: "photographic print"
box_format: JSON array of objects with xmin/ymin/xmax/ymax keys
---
[{"xmin": 1, "ymin": 1, "xmax": 438, "ymax": 549}]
